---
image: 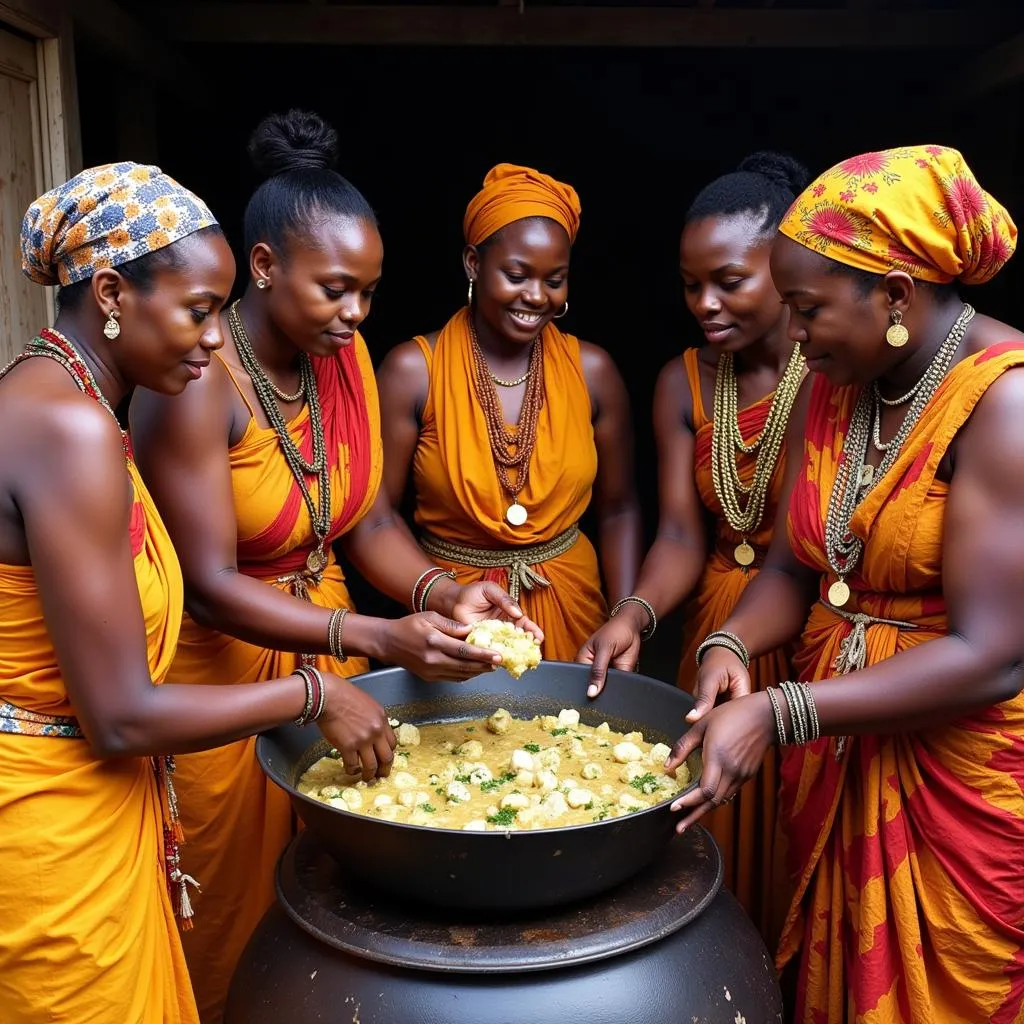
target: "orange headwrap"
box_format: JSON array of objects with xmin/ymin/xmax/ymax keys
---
[
  {"xmin": 463, "ymin": 163, "xmax": 581, "ymax": 247},
  {"xmin": 779, "ymin": 145, "xmax": 1016, "ymax": 285}
]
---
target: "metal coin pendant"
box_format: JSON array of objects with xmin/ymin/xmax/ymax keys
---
[
  {"xmin": 306, "ymin": 546, "xmax": 328, "ymax": 573},
  {"xmin": 734, "ymin": 541, "xmax": 756, "ymax": 567},
  {"xmin": 859, "ymin": 463, "xmax": 875, "ymax": 490},
  {"xmin": 506, "ymin": 503, "xmax": 528, "ymax": 527},
  {"xmin": 827, "ymin": 579, "xmax": 851, "ymax": 608},
  {"xmin": 886, "ymin": 323, "xmax": 909, "ymax": 348}
]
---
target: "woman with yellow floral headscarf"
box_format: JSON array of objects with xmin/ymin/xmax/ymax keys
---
[
  {"xmin": 668, "ymin": 146, "xmax": 1024, "ymax": 1023},
  {"xmin": 378, "ymin": 164, "xmax": 642, "ymax": 660}
]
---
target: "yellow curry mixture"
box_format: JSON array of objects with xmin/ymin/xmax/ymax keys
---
[{"xmin": 299, "ymin": 708, "xmax": 690, "ymax": 831}]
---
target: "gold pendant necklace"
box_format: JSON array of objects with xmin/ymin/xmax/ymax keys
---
[
  {"xmin": 710, "ymin": 346, "xmax": 806, "ymax": 566},
  {"xmin": 505, "ymin": 502, "xmax": 528, "ymax": 527}
]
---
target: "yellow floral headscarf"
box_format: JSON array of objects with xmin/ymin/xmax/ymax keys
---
[
  {"xmin": 779, "ymin": 145, "xmax": 1016, "ymax": 285},
  {"xmin": 463, "ymin": 163, "xmax": 581, "ymax": 246},
  {"xmin": 22, "ymin": 162, "xmax": 217, "ymax": 287}
]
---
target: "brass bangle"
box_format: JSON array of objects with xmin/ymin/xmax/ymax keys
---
[
  {"xmin": 695, "ymin": 630, "xmax": 750, "ymax": 669},
  {"xmin": 327, "ymin": 607, "xmax": 349, "ymax": 663},
  {"xmin": 419, "ymin": 569, "xmax": 456, "ymax": 614},
  {"xmin": 766, "ymin": 687, "xmax": 788, "ymax": 746},
  {"xmin": 609, "ymin": 595, "xmax": 657, "ymax": 641},
  {"xmin": 292, "ymin": 668, "xmax": 315, "ymax": 727}
]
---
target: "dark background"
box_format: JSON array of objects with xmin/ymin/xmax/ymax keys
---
[{"xmin": 76, "ymin": 42, "xmax": 1024, "ymax": 671}]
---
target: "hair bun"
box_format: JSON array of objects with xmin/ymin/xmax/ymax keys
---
[
  {"xmin": 737, "ymin": 151, "xmax": 809, "ymax": 197},
  {"xmin": 248, "ymin": 109, "xmax": 338, "ymax": 181}
]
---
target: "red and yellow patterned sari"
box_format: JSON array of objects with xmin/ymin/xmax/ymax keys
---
[
  {"xmin": 780, "ymin": 343, "xmax": 1024, "ymax": 1023},
  {"xmin": 172, "ymin": 336, "xmax": 383, "ymax": 1024},
  {"xmin": 678, "ymin": 347, "xmax": 791, "ymax": 940}
]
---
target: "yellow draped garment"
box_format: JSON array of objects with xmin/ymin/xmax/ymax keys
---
[
  {"xmin": 678, "ymin": 347, "xmax": 791, "ymax": 941},
  {"xmin": 781, "ymin": 344, "xmax": 1024, "ymax": 1023},
  {"xmin": 172, "ymin": 336, "xmax": 382, "ymax": 1024},
  {"xmin": 0, "ymin": 459, "xmax": 194, "ymax": 1023},
  {"xmin": 411, "ymin": 308, "xmax": 606, "ymax": 661}
]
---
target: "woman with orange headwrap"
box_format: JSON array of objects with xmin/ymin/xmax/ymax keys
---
[
  {"xmin": 669, "ymin": 146, "xmax": 1024, "ymax": 1023},
  {"xmin": 379, "ymin": 164, "xmax": 642, "ymax": 660}
]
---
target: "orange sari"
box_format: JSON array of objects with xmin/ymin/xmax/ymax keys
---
[
  {"xmin": 411, "ymin": 308, "xmax": 606, "ymax": 661},
  {"xmin": 781, "ymin": 344, "xmax": 1024, "ymax": 1023},
  {"xmin": 171, "ymin": 336, "xmax": 383, "ymax": 1024},
  {"xmin": 678, "ymin": 347, "xmax": 791, "ymax": 941},
  {"xmin": 0, "ymin": 460, "xmax": 194, "ymax": 1023}
]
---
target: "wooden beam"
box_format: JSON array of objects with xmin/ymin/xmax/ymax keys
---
[
  {"xmin": 956, "ymin": 31, "xmax": 1024, "ymax": 100},
  {"xmin": 157, "ymin": 5, "xmax": 1021, "ymax": 48},
  {"xmin": 0, "ymin": 0, "xmax": 63, "ymax": 37}
]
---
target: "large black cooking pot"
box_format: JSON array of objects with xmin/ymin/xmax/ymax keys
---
[{"xmin": 256, "ymin": 662, "xmax": 702, "ymax": 913}]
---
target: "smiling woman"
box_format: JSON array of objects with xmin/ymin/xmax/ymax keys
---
[
  {"xmin": 377, "ymin": 163, "xmax": 642, "ymax": 663},
  {"xmin": 128, "ymin": 111, "xmax": 534, "ymax": 1024}
]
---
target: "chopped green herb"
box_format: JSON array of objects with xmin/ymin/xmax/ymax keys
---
[
  {"xmin": 327, "ymin": 748, "xmax": 342, "ymax": 759},
  {"xmin": 479, "ymin": 779, "xmax": 500, "ymax": 793},
  {"xmin": 455, "ymin": 774, "xmax": 472, "ymax": 784},
  {"xmin": 523, "ymin": 743, "xmax": 541, "ymax": 753},
  {"xmin": 435, "ymin": 786, "xmax": 446, "ymax": 796},
  {"xmin": 486, "ymin": 807, "xmax": 518, "ymax": 826},
  {"xmin": 551, "ymin": 727, "xmax": 570, "ymax": 736},
  {"xmin": 465, "ymin": 726, "xmax": 476, "ymax": 732},
  {"xmin": 422, "ymin": 804, "xmax": 436, "ymax": 813},
  {"xmin": 592, "ymin": 809, "xmax": 610, "ymax": 822},
  {"xmin": 630, "ymin": 773, "xmax": 660, "ymax": 795}
]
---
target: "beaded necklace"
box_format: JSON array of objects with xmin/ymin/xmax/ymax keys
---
[
  {"xmin": 0, "ymin": 328, "xmax": 130, "ymax": 460},
  {"xmin": 228, "ymin": 302, "xmax": 333, "ymax": 573},
  {"xmin": 710, "ymin": 345, "xmax": 806, "ymax": 566},
  {"xmin": 468, "ymin": 317, "xmax": 545, "ymax": 527},
  {"xmin": 824, "ymin": 303, "xmax": 974, "ymax": 607}
]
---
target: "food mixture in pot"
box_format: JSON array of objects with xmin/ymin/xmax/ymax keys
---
[{"xmin": 299, "ymin": 708, "xmax": 690, "ymax": 831}]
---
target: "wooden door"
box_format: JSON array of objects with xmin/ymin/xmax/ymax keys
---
[{"xmin": 0, "ymin": 26, "xmax": 47, "ymax": 362}]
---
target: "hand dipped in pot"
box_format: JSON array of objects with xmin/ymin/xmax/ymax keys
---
[{"xmin": 318, "ymin": 673, "xmax": 397, "ymax": 782}]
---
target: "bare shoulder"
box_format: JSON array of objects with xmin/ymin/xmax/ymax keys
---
[
  {"xmin": 956, "ymin": 367, "xmax": 1024, "ymax": 481},
  {"xmin": 578, "ymin": 339, "xmax": 622, "ymax": 382},
  {"xmin": 377, "ymin": 338, "xmax": 432, "ymax": 414},
  {"xmin": 654, "ymin": 352, "xmax": 694, "ymax": 429},
  {"xmin": 969, "ymin": 313, "xmax": 1024, "ymax": 351}
]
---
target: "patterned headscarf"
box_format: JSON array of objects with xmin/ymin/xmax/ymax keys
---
[
  {"xmin": 21, "ymin": 162, "xmax": 217, "ymax": 287},
  {"xmin": 463, "ymin": 163, "xmax": 581, "ymax": 246},
  {"xmin": 779, "ymin": 145, "xmax": 1016, "ymax": 285}
]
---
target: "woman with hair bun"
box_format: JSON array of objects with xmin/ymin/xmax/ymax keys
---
[
  {"xmin": 131, "ymin": 111, "xmax": 536, "ymax": 1023},
  {"xmin": 579, "ymin": 151, "xmax": 810, "ymax": 940}
]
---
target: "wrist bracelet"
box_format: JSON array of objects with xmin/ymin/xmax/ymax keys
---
[
  {"xmin": 293, "ymin": 666, "xmax": 327, "ymax": 727},
  {"xmin": 411, "ymin": 567, "xmax": 456, "ymax": 614},
  {"xmin": 327, "ymin": 607, "xmax": 349, "ymax": 663},
  {"xmin": 695, "ymin": 629, "xmax": 750, "ymax": 669},
  {"xmin": 293, "ymin": 668, "xmax": 315, "ymax": 727},
  {"xmin": 766, "ymin": 687, "xmax": 788, "ymax": 746},
  {"xmin": 609, "ymin": 595, "xmax": 657, "ymax": 641}
]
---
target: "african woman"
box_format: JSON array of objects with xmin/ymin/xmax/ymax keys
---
[
  {"xmin": 378, "ymin": 163, "xmax": 642, "ymax": 662},
  {"xmin": 578, "ymin": 153, "xmax": 809, "ymax": 939},
  {"xmin": 131, "ymin": 113, "xmax": 535, "ymax": 1024},
  {"xmin": 671, "ymin": 145, "xmax": 1024, "ymax": 1023},
  {"xmin": 0, "ymin": 163, "xmax": 393, "ymax": 1023}
]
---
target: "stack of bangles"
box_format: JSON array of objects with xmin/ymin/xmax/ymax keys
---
[
  {"xmin": 609, "ymin": 595, "xmax": 658, "ymax": 641},
  {"xmin": 766, "ymin": 681, "xmax": 821, "ymax": 747},
  {"xmin": 327, "ymin": 607, "xmax": 348, "ymax": 663},
  {"xmin": 694, "ymin": 629, "xmax": 750, "ymax": 669},
  {"xmin": 293, "ymin": 665, "xmax": 327, "ymax": 727},
  {"xmin": 411, "ymin": 567, "xmax": 457, "ymax": 614}
]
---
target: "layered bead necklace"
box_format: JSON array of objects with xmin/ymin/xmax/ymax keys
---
[
  {"xmin": 1, "ymin": 328, "xmax": 130, "ymax": 460},
  {"xmin": 710, "ymin": 345, "xmax": 806, "ymax": 566},
  {"xmin": 228, "ymin": 302, "xmax": 333, "ymax": 573},
  {"xmin": 468, "ymin": 317, "xmax": 545, "ymax": 528},
  {"xmin": 824, "ymin": 303, "xmax": 975, "ymax": 607}
]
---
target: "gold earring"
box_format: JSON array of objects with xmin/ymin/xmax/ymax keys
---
[
  {"xmin": 467, "ymin": 279, "xmax": 474, "ymax": 306},
  {"xmin": 553, "ymin": 300, "xmax": 569, "ymax": 319},
  {"xmin": 103, "ymin": 311, "xmax": 120, "ymax": 340},
  {"xmin": 256, "ymin": 278, "xmax": 267, "ymax": 290},
  {"xmin": 886, "ymin": 309, "xmax": 909, "ymax": 348}
]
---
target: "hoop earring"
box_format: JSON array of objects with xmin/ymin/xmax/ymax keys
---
[
  {"xmin": 467, "ymin": 279, "xmax": 474, "ymax": 306},
  {"xmin": 886, "ymin": 309, "xmax": 909, "ymax": 348},
  {"xmin": 553, "ymin": 300, "xmax": 569, "ymax": 319},
  {"xmin": 102, "ymin": 311, "xmax": 121, "ymax": 340}
]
